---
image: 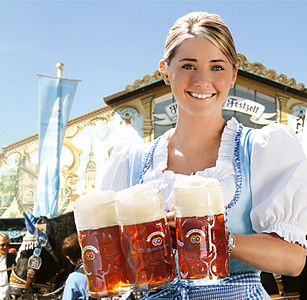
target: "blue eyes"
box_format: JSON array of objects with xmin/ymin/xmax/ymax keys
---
[
  {"xmin": 181, "ymin": 64, "xmax": 224, "ymax": 71},
  {"xmin": 211, "ymin": 65, "xmax": 224, "ymax": 71},
  {"xmin": 182, "ymin": 64, "xmax": 195, "ymax": 70}
]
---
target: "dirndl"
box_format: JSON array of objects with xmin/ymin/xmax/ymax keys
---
[{"xmin": 141, "ymin": 272, "xmax": 271, "ymax": 300}]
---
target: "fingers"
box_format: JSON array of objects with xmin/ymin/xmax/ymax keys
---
[{"xmin": 166, "ymin": 211, "xmax": 176, "ymax": 249}]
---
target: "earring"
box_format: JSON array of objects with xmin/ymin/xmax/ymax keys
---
[{"xmin": 164, "ymin": 79, "xmax": 170, "ymax": 86}]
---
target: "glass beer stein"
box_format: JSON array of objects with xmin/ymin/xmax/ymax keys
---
[
  {"xmin": 174, "ymin": 176, "xmax": 229, "ymax": 285},
  {"xmin": 115, "ymin": 184, "xmax": 177, "ymax": 291},
  {"xmin": 74, "ymin": 191, "xmax": 129, "ymax": 298}
]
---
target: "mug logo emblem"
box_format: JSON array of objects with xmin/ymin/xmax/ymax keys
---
[
  {"xmin": 152, "ymin": 237, "xmax": 163, "ymax": 246},
  {"xmin": 186, "ymin": 229, "xmax": 206, "ymax": 244},
  {"xmin": 147, "ymin": 231, "xmax": 165, "ymax": 247},
  {"xmin": 85, "ymin": 251, "xmax": 95, "ymax": 260},
  {"xmin": 190, "ymin": 235, "xmax": 201, "ymax": 243}
]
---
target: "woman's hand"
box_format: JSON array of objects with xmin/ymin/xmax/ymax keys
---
[{"xmin": 166, "ymin": 211, "xmax": 177, "ymax": 249}]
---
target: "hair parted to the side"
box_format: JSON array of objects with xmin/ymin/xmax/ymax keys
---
[
  {"xmin": 62, "ymin": 232, "xmax": 81, "ymax": 265},
  {"xmin": 163, "ymin": 11, "xmax": 238, "ymax": 68}
]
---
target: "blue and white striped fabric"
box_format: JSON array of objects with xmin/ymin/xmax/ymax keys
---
[{"xmin": 141, "ymin": 272, "xmax": 270, "ymax": 299}]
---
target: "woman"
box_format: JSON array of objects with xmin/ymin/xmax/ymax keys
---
[{"xmin": 101, "ymin": 12, "xmax": 307, "ymax": 299}]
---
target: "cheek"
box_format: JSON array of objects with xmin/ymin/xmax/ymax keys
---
[
  {"xmin": 214, "ymin": 76, "xmax": 232, "ymax": 93},
  {"xmin": 170, "ymin": 72, "xmax": 190, "ymax": 92}
]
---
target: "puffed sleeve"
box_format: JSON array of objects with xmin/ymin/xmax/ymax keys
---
[
  {"xmin": 100, "ymin": 143, "xmax": 130, "ymax": 192},
  {"xmin": 250, "ymin": 123, "xmax": 307, "ymax": 248}
]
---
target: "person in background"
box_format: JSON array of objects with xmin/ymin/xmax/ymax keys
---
[
  {"xmin": 100, "ymin": 11, "xmax": 307, "ymax": 299},
  {"xmin": 62, "ymin": 233, "xmax": 93, "ymax": 300},
  {"xmin": 0, "ymin": 233, "xmax": 16, "ymax": 300}
]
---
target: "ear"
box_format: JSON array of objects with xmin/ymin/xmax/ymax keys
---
[
  {"xmin": 231, "ymin": 64, "xmax": 238, "ymax": 88},
  {"xmin": 23, "ymin": 212, "xmax": 38, "ymax": 236},
  {"xmin": 28, "ymin": 210, "xmax": 39, "ymax": 224},
  {"xmin": 159, "ymin": 60, "xmax": 170, "ymax": 86}
]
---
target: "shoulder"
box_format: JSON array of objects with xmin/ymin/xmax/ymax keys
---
[
  {"xmin": 249, "ymin": 123, "xmax": 304, "ymax": 157},
  {"xmin": 64, "ymin": 271, "xmax": 88, "ymax": 291},
  {"xmin": 250, "ymin": 123, "xmax": 297, "ymax": 143},
  {"xmin": 110, "ymin": 142, "xmax": 134, "ymax": 157},
  {"xmin": 65, "ymin": 270, "xmax": 87, "ymax": 285},
  {"xmin": 63, "ymin": 271, "xmax": 89, "ymax": 299},
  {"xmin": 110, "ymin": 141, "xmax": 153, "ymax": 160}
]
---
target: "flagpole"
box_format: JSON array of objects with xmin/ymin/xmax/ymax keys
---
[{"xmin": 56, "ymin": 62, "xmax": 64, "ymax": 78}]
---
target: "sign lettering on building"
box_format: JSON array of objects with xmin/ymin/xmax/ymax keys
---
[{"xmin": 154, "ymin": 96, "xmax": 276, "ymax": 125}]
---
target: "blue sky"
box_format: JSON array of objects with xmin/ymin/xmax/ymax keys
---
[{"xmin": 0, "ymin": 0, "xmax": 306, "ymax": 150}]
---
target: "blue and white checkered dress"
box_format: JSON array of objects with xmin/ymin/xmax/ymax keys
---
[{"xmin": 141, "ymin": 272, "xmax": 270, "ymax": 299}]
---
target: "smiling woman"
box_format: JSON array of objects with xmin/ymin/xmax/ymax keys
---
[{"xmin": 99, "ymin": 11, "xmax": 307, "ymax": 300}]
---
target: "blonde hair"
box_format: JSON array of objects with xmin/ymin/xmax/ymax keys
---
[
  {"xmin": 163, "ymin": 12, "xmax": 238, "ymax": 67},
  {"xmin": 0, "ymin": 233, "xmax": 10, "ymax": 243}
]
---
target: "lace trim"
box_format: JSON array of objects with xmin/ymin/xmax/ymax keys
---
[
  {"xmin": 226, "ymin": 124, "xmax": 243, "ymax": 210},
  {"xmin": 218, "ymin": 118, "xmax": 239, "ymax": 164},
  {"xmin": 139, "ymin": 137, "xmax": 161, "ymax": 184},
  {"xmin": 263, "ymin": 223, "xmax": 307, "ymax": 248},
  {"xmin": 153, "ymin": 128, "xmax": 174, "ymax": 171}
]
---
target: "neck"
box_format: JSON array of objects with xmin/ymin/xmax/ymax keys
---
[
  {"xmin": 172, "ymin": 114, "xmax": 226, "ymax": 151},
  {"xmin": 167, "ymin": 114, "xmax": 226, "ymax": 175}
]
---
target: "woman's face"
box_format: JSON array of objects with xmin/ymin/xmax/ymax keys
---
[{"xmin": 165, "ymin": 36, "xmax": 237, "ymax": 119}]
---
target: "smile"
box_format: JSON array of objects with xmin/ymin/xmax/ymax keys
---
[{"xmin": 188, "ymin": 92, "xmax": 216, "ymax": 100}]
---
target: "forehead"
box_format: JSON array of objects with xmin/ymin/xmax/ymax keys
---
[{"xmin": 174, "ymin": 37, "xmax": 228, "ymax": 62}]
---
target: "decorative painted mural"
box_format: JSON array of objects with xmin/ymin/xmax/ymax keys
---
[{"xmin": 0, "ymin": 107, "xmax": 144, "ymax": 217}]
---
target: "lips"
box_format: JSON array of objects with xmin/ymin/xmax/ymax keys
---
[{"xmin": 187, "ymin": 91, "xmax": 216, "ymax": 100}]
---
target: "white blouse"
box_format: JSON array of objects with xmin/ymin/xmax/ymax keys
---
[{"xmin": 100, "ymin": 118, "xmax": 307, "ymax": 248}]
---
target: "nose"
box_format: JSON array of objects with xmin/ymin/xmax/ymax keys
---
[{"xmin": 192, "ymin": 70, "xmax": 212, "ymax": 87}]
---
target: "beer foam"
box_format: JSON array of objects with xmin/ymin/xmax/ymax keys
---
[
  {"xmin": 74, "ymin": 191, "xmax": 118, "ymax": 230},
  {"xmin": 115, "ymin": 184, "xmax": 166, "ymax": 225},
  {"xmin": 174, "ymin": 175, "xmax": 224, "ymax": 217}
]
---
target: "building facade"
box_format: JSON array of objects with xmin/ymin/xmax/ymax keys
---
[{"xmin": 0, "ymin": 53, "xmax": 306, "ymax": 217}]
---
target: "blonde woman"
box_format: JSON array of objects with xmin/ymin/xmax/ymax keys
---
[{"xmin": 101, "ymin": 12, "xmax": 307, "ymax": 299}]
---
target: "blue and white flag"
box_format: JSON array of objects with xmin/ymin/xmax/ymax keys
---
[{"xmin": 33, "ymin": 75, "xmax": 79, "ymax": 218}]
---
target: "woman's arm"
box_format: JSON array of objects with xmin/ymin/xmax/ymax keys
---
[{"xmin": 231, "ymin": 232, "xmax": 306, "ymax": 277}]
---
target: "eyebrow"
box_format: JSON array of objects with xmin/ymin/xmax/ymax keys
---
[
  {"xmin": 179, "ymin": 58, "xmax": 227, "ymax": 63},
  {"xmin": 179, "ymin": 58, "xmax": 198, "ymax": 62}
]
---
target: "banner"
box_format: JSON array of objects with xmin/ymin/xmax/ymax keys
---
[
  {"xmin": 223, "ymin": 96, "xmax": 276, "ymax": 125},
  {"xmin": 154, "ymin": 96, "xmax": 276, "ymax": 126},
  {"xmin": 33, "ymin": 75, "xmax": 79, "ymax": 217}
]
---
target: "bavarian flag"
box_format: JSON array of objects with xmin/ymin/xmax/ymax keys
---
[{"xmin": 33, "ymin": 75, "xmax": 80, "ymax": 218}]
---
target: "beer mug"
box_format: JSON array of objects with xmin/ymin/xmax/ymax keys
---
[
  {"xmin": 174, "ymin": 176, "xmax": 229, "ymax": 285},
  {"xmin": 115, "ymin": 184, "xmax": 177, "ymax": 291},
  {"xmin": 74, "ymin": 191, "xmax": 129, "ymax": 298}
]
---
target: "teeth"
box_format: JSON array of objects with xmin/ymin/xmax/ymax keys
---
[{"xmin": 190, "ymin": 92, "xmax": 213, "ymax": 99}]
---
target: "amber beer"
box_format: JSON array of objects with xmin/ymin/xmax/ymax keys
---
[
  {"xmin": 74, "ymin": 191, "xmax": 129, "ymax": 298},
  {"xmin": 115, "ymin": 184, "xmax": 176, "ymax": 291},
  {"xmin": 174, "ymin": 176, "xmax": 229, "ymax": 285}
]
